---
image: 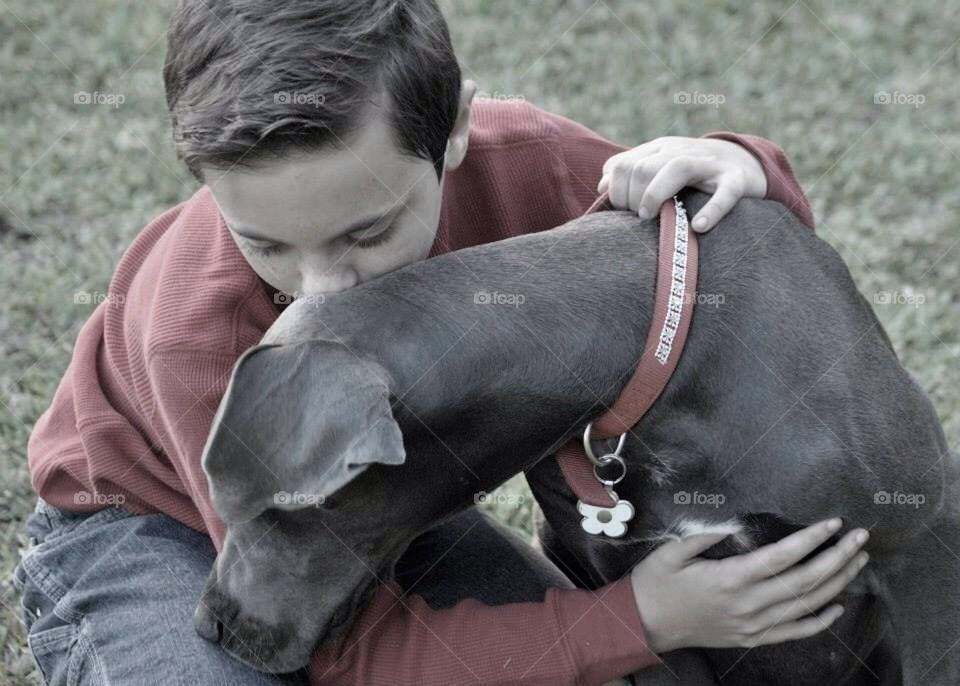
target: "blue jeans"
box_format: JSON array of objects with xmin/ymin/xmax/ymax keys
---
[{"xmin": 11, "ymin": 498, "xmax": 574, "ymax": 685}]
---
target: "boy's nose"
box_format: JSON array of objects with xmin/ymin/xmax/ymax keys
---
[{"xmin": 300, "ymin": 266, "xmax": 358, "ymax": 297}]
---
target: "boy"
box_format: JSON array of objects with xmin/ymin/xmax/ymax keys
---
[{"xmin": 15, "ymin": 1, "xmax": 866, "ymax": 683}]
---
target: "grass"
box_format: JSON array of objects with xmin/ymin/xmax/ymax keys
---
[{"xmin": 1, "ymin": 0, "xmax": 958, "ymax": 681}]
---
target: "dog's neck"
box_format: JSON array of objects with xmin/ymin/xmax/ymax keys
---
[{"xmin": 295, "ymin": 210, "xmax": 668, "ymax": 491}]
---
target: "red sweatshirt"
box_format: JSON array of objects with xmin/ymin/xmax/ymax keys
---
[{"xmin": 27, "ymin": 99, "xmax": 814, "ymax": 685}]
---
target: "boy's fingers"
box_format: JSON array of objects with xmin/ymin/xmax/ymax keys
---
[
  {"xmin": 748, "ymin": 604, "xmax": 845, "ymax": 647},
  {"xmin": 636, "ymin": 165, "xmax": 696, "ymax": 220},
  {"xmin": 692, "ymin": 175, "xmax": 742, "ymax": 232},
  {"xmin": 732, "ymin": 518, "xmax": 843, "ymax": 582},
  {"xmin": 603, "ymin": 140, "xmax": 663, "ymax": 176},
  {"xmin": 753, "ymin": 552, "xmax": 867, "ymax": 626},
  {"xmin": 626, "ymin": 139, "xmax": 664, "ymax": 159},
  {"xmin": 607, "ymin": 163, "xmax": 632, "ymax": 209},
  {"xmin": 753, "ymin": 529, "xmax": 869, "ymax": 606},
  {"xmin": 625, "ymin": 153, "xmax": 670, "ymax": 214},
  {"xmin": 657, "ymin": 532, "xmax": 730, "ymax": 566}
]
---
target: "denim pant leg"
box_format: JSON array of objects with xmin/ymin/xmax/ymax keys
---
[{"xmin": 10, "ymin": 498, "xmax": 309, "ymax": 686}]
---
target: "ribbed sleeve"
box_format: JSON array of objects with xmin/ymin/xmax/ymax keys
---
[
  {"xmin": 548, "ymin": 112, "xmax": 629, "ymax": 218},
  {"xmin": 702, "ymin": 131, "xmax": 816, "ymax": 231},
  {"xmin": 145, "ymin": 348, "xmax": 238, "ymax": 546},
  {"xmin": 308, "ymin": 577, "xmax": 658, "ymax": 685}
]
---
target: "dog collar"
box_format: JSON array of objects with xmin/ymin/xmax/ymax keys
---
[{"xmin": 554, "ymin": 192, "xmax": 700, "ymax": 537}]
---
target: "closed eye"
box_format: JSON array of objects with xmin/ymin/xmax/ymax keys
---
[
  {"xmin": 238, "ymin": 213, "xmax": 399, "ymax": 257},
  {"xmin": 243, "ymin": 240, "xmax": 282, "ymax": 258},
  {"xmin": 348, "ymin": 222, "xmax": 396, "ymax": 248},
  {"xmin": 346, "ymin": 216, "xmax": 397, "ymax": 248}
]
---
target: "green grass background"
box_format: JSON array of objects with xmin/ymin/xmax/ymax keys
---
[{"xmin": 1, "ymin": 0, "xmax": 958, "ymax": 681}]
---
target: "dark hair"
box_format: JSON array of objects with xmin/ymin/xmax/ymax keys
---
[{"xmin": 163, "ymin": 0, "xmax": 461, "ymax": 183}]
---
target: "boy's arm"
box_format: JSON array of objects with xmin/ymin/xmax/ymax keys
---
[
  {"xmin": 701, "ymin": 131, "xmax": 816, "ymax": 231},
  {"xmin": 146, "ymin": 347, "xmax": 661, "ymax": 685},
  {"xmin": 307, "ymin": 576, "xmax": 659, "ymax": 685},
  {"xmin": 542, "ymin": 109, "xmax": 815, "ymax": 230}
]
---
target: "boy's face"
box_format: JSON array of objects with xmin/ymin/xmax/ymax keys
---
[{"xmin": 205, "ymin": 83, "xmax": 475, "ymax": 299}]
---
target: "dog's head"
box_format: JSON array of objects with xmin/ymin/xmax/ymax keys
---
[{"xmin": 193, "ymin": 339, "xmax": 431, "ymax": 673}]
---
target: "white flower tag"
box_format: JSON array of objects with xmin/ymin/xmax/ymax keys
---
[{"xmin": 577, "ymin": 497, "xmax": 635, "ymax": 538}]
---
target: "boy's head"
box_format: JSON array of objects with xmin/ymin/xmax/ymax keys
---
[{"xmin": 163, "ymin": 0, "xmax": 475, "ymax": 298}]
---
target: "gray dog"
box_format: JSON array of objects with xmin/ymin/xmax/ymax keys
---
[{"xmin": 195, "ymin": 190, "xmax": 959, "ymax": 684}]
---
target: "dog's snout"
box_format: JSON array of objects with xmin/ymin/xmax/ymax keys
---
[
  {"xmin": 194, "ymin": 575, "xmax": 316, "ymax": 673},
  {"xmin": 193, "ymin": 603, "xmax": 223, "ymax": 644}
]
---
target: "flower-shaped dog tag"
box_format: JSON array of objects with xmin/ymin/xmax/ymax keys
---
[{"xmin": 577, "ymin": 498, "xmax": 635, "ymax": 538}]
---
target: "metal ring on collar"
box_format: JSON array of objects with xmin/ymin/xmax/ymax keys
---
[
  {"xmin": 593, "ymin": 454, "xmax": 627, "ymax": 487},
  {"xmin": 582, "ymin": 422, "xmax": 628, "ymax": 467}
]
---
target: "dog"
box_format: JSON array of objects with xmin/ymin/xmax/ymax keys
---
[{"xmin": 195, "ymin": 189, "xmax": 959, "ymax": 684}]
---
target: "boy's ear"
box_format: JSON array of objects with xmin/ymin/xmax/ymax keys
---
[
  {"xmin": 201, "ymin": 340, "xmax": 406, "ymax": 524},
  {"xmin": 445, "ymin": 79, "xmax": 477, "ymax": 172}
]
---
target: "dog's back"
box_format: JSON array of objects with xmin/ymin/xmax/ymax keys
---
[
  {"xmin": 644, "ymin": 191, "xmax": 955, "ymax": 545},
  {"xmin": 528, "ymin": 191, "xmax": 957, "ymax": 684}
]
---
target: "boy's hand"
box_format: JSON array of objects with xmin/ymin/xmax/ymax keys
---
[
  {"xmin": 598, "ymin": 136, "xmax": 768, "ymax": 233},
  {"xmin": 630, "ymin": 519, "xmax": 870, "ymax": 653}
]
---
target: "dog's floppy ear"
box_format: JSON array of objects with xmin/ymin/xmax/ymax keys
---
[{"xmin": 201, "ymin": 339, "xmax": 406, "ymax": 523}]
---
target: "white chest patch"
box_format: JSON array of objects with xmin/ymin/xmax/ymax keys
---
[{"xmin": 657, "ymin": 517, "xmax": 754, "ymax": 551}]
